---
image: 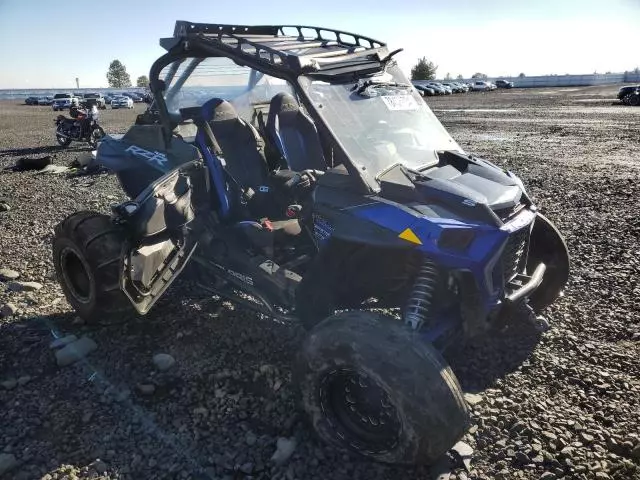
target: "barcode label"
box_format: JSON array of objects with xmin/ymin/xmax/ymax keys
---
[{"xmin": 381, "ymin": 95, "xmax": 419, "ymax": 111}]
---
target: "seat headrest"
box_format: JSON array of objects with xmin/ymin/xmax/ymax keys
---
[
  {"xmin": 202, "ymin": 98, "xmax": 239, "ymax": 123},
  {"xmin": 270, "ymin": 92, "xmax": 300, "ymax": 115}
]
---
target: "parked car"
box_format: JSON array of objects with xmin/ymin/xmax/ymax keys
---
[
  {"xmin": 52, "ymin": 93, "xmax": 79, "ymax": 111},
  {"xmin": 82, "ymin": 93, "xmax": 106, "ymax": 109},
  {"xmin": 442, "ymin": 82, "xmax": 463, "ymax": 93},
  {"xmin": 38, "ymin": 96, "xmax": 53, "ymax": 105},
  {"xmin": 471, "ymin": 81, "xmax": 492, "ymax": 91},
  {"xmin": 618, "ymin": 85, "xmax": 640, "ymax": 105},
  {"xmin": 111, "ymin": 95, "xmax": 134, "ymax": 109},
  {"xmin": 452, "ymin": 82, "xmax": 469, "ymax": 92},
  {"xmin": 495, "ymin": 79, "xmax": 514, "ymax": 89},
  {"xmin": 426, "ymin": 82, "xmax": 447, "ymax": 95},
  {"xmin": 25, "ymin": 96, "xmax": 39, "ymax": 105},
  {"xmin": 121, "ymin": 92, "xmax": 144, "ymax": 102},
  {"xmin": 414, "ymin": 84, "xmax": 436, "ymax": 96}
]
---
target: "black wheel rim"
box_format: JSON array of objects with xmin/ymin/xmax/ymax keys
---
[
  {"xmin": 319, "ymin": 368, "xmax": 401, "ymax": 453},
  {"xmin": 60, "ymin": 247, "xmax": 92, "ymax": 303}
]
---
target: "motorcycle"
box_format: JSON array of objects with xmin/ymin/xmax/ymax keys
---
[{"xmin": 54, "ymin": 103, "xmax": 105, "ymax": 148}]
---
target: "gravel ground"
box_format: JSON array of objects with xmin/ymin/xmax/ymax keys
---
[{"xmin": 0, "ymin": 86, "xmax": 639, "ymax": 480}]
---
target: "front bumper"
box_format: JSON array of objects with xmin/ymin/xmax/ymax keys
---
[{"xmin": 504, "ymin": 262, "xmax": 545, "ymax": 304}]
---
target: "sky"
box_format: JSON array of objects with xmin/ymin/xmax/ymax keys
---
[{"xmin": 0, "ymin": 0, "xmax": 638, "ymax": 89}]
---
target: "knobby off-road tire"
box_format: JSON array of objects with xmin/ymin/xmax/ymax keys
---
[
  {"xmin": 52, "ymin": 211, "xmax": 132, "ymax": 321},
  {"xmin": 295, "ymin": 311, "xmax": 470, "ymax": 465}
]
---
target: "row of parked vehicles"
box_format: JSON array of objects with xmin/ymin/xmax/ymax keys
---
[
  {"xmin": 412, "ymin": 79, "xmax": 514, "ymax": 96},
  {"xmin": 25, "ymin": 92, "xmax": 150, "ymax": 110}
]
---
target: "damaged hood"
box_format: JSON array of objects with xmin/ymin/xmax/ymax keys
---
[{"xmin": 378, "ymin": 153, "xmax": 526, "ymax": 224}]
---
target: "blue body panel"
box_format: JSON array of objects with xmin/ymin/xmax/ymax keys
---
[{"xmin": 348, "ymin": 200, "xmax": 532, "ymax": 328}]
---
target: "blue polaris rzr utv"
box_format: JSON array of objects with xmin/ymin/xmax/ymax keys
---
[{"xmin": 52, "ymin": 22, "xmax": 569, "ymax": 465}]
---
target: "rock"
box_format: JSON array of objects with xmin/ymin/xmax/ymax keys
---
[
  {"xmin": 539, "ymin": 472, "xmax": 556, "ymax": 480},
  {"xmin": 580, "ymin": 432, "xmax": 594, "ymax": 443},
  {"xmin": 594, "ymin": 473, "xmax": 610, "ymax": 479},
  {"xmin": 451, "ymin": 441, "xmax": 473, "ymax": 471},
  {"xmin": 91, "ymin": 459, "xmax": 107, "ymax": 474},
  {"xmin": 246, "ymin": 431, "xmax": 257, "ymax": 446},
  {"xmin": 542, "ymin": 431, "xmax": 558, "ymax": 442},
  {"xmin": 531, "ymin": 455, "xmax": 545, "ymax": 464},
  {"xmin": 0, "ymin": 269, "xmax": 19, "ymax": 281},
  {"xmin": 0, "ymin": 453, "xmax": 17, "ymax": 475},
  {"xmin": 271, "ymin": 437, "xmax": 297, "ymax": 465},
  {"xmin": 630, "ymin": 443, "xmax": 640, "ymax": 460},
  {"xmin": 464, "ymin": 393, "xmax": 484, "ymax": 406},
  {"xmin": 0, "ymin": 202, "xmax": 10, "ymax": 212},
  {"xmin": 192, "ymin": 407, "xmax": 208, "ymax": 417},
  {"xmin": 153, "ymin": 353, "xmax": 176, "ymax": 371},
  {"xmin": 49, "ymin": 335, "xmax": 78, "ymax": 349},
  {"xmin": 1, "ymin": 378, "xmax": 17, "ymax": 390},
  {"xmin": 516, "ymin": 451, "xmax": 531, "ymax": 464},
  {"xmin": 495, "ymin": 470, "xmax": 510, "ymax": 480},
  {"xmin": 136, "ymin": 383, "xmax": 156, "ymax": 395},
  {"xmin": 7, "ymin": 281, "xmax": 43, "ymax": 292},
  {"xmin": 55, "ymin": 336, "xmax": 97, "ymax": 366},
  {"xmin": 82, "ymin": 412, "xmax": 93, "ymax": 424},
  {"xmin": 239, "ymin": 462, "xmax": 253, "ymax": 474},
  {"xmin": 17, "ymin": 375, "xmax": 31, "ymax": 386},
  {"xmin": 0, "ymin": 303, "xmax": 18, "ymax": 317}
]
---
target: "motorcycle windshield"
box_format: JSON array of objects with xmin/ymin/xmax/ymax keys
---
[{"xmin": 299, "ymin": 64, "xmax": 462, "ymax": 177}]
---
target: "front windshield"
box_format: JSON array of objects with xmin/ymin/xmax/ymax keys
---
[{"xmin": 299, "ymin": 64, "xmax": 462, "ymax": 176}]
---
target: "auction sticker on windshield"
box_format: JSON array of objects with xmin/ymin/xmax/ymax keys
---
[{"xmin": 381, "ymin": 95, "xmax": 419, "ymax": 111}]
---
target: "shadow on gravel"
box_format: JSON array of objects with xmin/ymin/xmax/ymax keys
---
[
  {"xmin": 448, "ymin": 326, "xmax": 541, "ymax": 393},
  {"xmin": 0, "ymin": 145, "xmax": 87, "ymax": 158}
]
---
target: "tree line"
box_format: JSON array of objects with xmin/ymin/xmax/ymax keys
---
[
  {"xmin": 410, "ymin": 57, "xmax": 528, "ymax": 81},
  {"xmin": 107, "ymin": 60, "xmax": 149, "ymax": 88}
]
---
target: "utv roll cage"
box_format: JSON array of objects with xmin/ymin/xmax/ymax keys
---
[{"xmin": 148, "ymin": 21, "xmax": 395, "ymax": 192}]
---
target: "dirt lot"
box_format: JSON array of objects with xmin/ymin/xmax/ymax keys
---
[{"xmin": 0, "ymin": 86, "xmax": 639, "ymax": 480}]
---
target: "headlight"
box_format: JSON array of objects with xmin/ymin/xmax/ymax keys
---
[{"xmin": 438, "ymin": 229, "xmax": 475, "ymax": 252}]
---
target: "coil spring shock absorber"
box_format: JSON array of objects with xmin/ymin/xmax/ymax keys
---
[{"xmin": 404, "ymin": 257, "xmax": 440, "ymax": 331}]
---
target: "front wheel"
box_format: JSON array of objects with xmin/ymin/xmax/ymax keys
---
[
  {"xmin": 55, "ymin": 129, "xmax": 72, "ymax": 147},
  {"xmin": 52, "ymin": 211, "xmax": 133, "ymax": 321},
  {"xmin": 295, "ymin": 311, "xmax": 470, "ymax": 465},
  {"xmin": 628, "ymin": 94, "xmax": 640, "ymax": 107}
]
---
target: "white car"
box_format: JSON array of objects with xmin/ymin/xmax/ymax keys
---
[
  {"xmin": 471, "ymin": 81, "xmax": 492, "ymax": 91},
  {"xmin": 111, "ymin": 96, "xmax": 134, "ymax": 109}
]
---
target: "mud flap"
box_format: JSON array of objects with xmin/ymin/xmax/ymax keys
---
[
  {"xmin": 526, "ymin": 213, "xmax": 570, "ymax": 312},
  {"xmin": 116, "ymin": 160, "xmax": 210, "ymax": 314}
]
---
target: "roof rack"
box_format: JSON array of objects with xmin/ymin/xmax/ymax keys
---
[{"xmin": 162, "ymin": 21, "xmax": 389, "ymax": 76}]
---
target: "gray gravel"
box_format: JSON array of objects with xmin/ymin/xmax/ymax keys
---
[{"xmin": 1, "ymin": 87, "xmax": 639, "ymax": 480}]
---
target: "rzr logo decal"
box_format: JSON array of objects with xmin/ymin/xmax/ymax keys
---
[{"xmin": 125, "ymin": 145, "xmax": 168, "ymax": 167}]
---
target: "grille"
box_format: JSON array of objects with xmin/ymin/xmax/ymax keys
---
[{"xmin": 501, "ymin": 227, "xmax": 529, "ymax": 282}]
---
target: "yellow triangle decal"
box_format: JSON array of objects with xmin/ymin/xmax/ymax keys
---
[{"xmin": 398, "ymin": 228, "xmax": 422, "ymax": 245}]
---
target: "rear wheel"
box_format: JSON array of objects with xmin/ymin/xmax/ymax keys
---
[
  {"xmin": 295, "ymin": 311, "xmax": 470, "ymax": 465},
  {"xmin": 52, "ymin": 211, "xmax": 132, "ymax": 321},
  {"xmin": 88, "ymin": 126, "xmax": 105, "ymax": 148},
  {"xmin": 628, "ymin": 94, "xmax": 640, "ymax": 107}
]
